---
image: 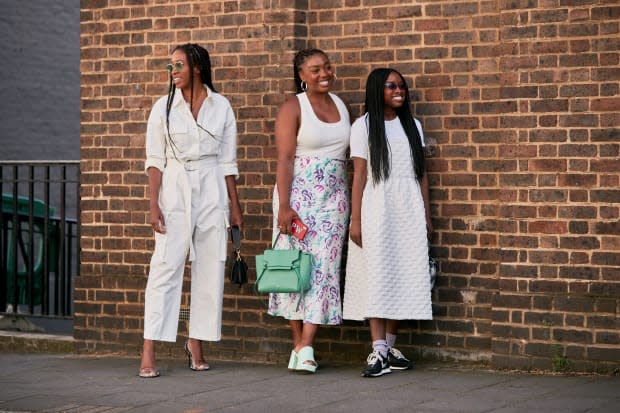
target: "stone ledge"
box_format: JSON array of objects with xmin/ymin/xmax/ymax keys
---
[{"xmin": 0, "ymin": 330, "xmax": 74, "ymax": 353}]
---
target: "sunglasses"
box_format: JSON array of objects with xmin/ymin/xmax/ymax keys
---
[
  {"xmin": 166, "ymin": 61, "xmax": 184, "ymax": 73},
  {"xmin": 384, "ymin": 82, "xmax": 408, "ymax": 90}
]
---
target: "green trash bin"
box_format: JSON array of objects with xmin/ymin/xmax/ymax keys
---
[{"xmin": 2, "ymin": 194, "xmax": 58, "ymax": 307}]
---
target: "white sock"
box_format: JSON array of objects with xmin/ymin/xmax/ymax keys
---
[
  {"xmin": 372, "ymin": 340, "xmax": 388, "ymax": 358},
  {"xmin": 386, "ymin": 333, "xmax": 397, "ymax": 349}
]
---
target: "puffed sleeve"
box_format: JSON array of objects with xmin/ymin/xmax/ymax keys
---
[
  {"xmin": 144, "ymin": 98, "xmax": 167, "ymax": 174},
  {"xmin": 349, "ymin": 114, "xmax": 369, "ymax": 160},
  {"xmin": 217, "ymin": 102, "xmax": 239, "ymax": 179}
]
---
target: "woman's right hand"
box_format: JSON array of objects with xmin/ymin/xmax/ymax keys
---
[
  {"xmin": 277, "ymin": 206, "xmax": 299, "ymax": 235},
  {"xmin": 150, "ymin": 204, "xmax": 166, "ymax": 234},
  {"xmin": 146, "ymin": 167, "xmax": 165, "ymax": 234},
  {"xmin": 349, "ymin": 219, "xmax": 362, "ymax": 247}
]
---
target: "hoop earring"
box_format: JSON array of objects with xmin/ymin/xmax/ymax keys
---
[
  {"xmin": 300, "ymin": 80, "xmax": 308, "ymax": 92},
  {"xmin": 333, "ymin": 73, "xmax": 337, "ymax": 80}
]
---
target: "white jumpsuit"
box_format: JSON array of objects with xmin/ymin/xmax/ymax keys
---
[{"xmin": 143, "ymin": 85, "xmax": 238, "ymax": 342}]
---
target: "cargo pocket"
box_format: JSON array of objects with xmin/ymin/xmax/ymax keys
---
[
  {"xmin": 153, "ymin": 228, "xmax": 168, "ymax": 263},
  {"xmin": 195, "ymin": 209, "xmax": 228, "ymax": 262},
  {"xmin": 153, "ymin": 211, "xmax": 185, "ymax": 264}
]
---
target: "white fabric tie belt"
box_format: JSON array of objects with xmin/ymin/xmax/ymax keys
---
[
  {"xmin": 182, "ymin": 156, "xmax": 217, "ymax": 171},
  {"xmin": 167, "ymin": 156, "xmax": 219, "ymax": 261}
]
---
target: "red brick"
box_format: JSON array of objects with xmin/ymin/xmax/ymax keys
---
[
  {"xmin": 529, "ymin": 159, "xmax": 567, "ymax": 172},
  {"xmin": 416, "ymin": 19, "xmax": 449, "ymax": 31},
  {"xmin": 529, "ymin": 221, "xmax": 568, "ymax": 234}
]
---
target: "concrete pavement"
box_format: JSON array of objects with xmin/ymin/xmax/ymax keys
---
[{"xmin": 0, "ymin": 351, "xmax": 619, "ymax": 413}]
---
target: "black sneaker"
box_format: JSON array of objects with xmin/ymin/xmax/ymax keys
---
[
  {"xmin": 362, "ymin": 351, "xmax": 391, "ymax": 377},
  {"xmin": 388, "ymin": 347, "xmax": 413, "ymax": 370}
]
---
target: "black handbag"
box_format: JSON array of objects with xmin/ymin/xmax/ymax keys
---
[{"xmin": 229, "ymin": 225, "xmax": 248, "ymax": 287}]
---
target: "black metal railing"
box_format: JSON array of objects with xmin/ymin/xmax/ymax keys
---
[{"xmin": 0, "ymin": 161, "xmax": 80, "ymax": 318}]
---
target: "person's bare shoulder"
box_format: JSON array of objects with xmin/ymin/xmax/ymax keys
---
[
  {"xmin": 276, "ymin": 94, "xmax": 301, "ymax": 120},
  {"xmin": 280, "ymin": 94, "xmax": 301, "ymax": 111}
]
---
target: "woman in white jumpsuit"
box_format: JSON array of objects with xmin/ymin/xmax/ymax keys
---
[{"xmin": 139, "ymin": 44, "xmax": 243, "ymax": 378}]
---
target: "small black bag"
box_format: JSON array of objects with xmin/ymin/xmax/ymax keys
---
[
  {"xmin": 429, "ymin": 256, "xmax": 437, "ymax": 290},
  {"xmin": 429, "ymin": 241, "xmax": 438, "ymax": 291},
  {"xmin": 229, "ymin": 225, "xmax": 248, "ymax": 287}
]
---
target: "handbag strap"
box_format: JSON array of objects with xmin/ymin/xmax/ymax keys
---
[
  {"xmin": 231, "ymin": 225, "xmax": 241, "ymax": 251},
  {"xmin": 271, "ymin": 231, "xmax": 287, "ymax": 249}
]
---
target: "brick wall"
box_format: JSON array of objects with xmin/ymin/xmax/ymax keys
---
[
  {"xmin": 78, "ymin": 0, "xmax": 619, "ymax": 371},
  {"xmin": 490, "ymin": 0, "xmax": 620, "ymax": 371}
]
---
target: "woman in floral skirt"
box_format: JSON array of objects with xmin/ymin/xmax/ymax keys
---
[{"xmin": 268, "ymin": 48, "xmax": 350, "ymax": 373}]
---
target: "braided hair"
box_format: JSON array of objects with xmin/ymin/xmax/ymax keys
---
[
  {"xmin": 164, "ymin": 43, "xmax": 216, "ymax": 147},
  {"xmin": 293, "ymin": 48, "xmax": 328, "ymax": 93},
  {"xmin": 364, "ymin": 68, "xmax": 425, "ymax": 184}
]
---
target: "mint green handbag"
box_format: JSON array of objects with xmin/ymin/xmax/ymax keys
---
[{"xmin": 255, "ymin": 234, "xmax": 312, "ymax": 294}]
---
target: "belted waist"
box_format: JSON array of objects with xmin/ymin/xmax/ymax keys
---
[{"xmin": 170, "ymin": 156, "xmax": 217, "ymax": 171}]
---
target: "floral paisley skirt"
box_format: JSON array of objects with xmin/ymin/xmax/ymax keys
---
[{"xmin": 268, "ymin": 156, "xmax": 349, "ymax": 325}]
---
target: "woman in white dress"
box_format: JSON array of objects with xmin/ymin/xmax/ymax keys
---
[{"xmin": 343, "ymin": 68, "xmax": 433, "ymax": 377}]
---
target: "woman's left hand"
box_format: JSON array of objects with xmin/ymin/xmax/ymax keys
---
[
  {"xmin": 230, "ymin": 203, "xmax": 243, "ymax": 231},
  {"xmin": 230, "ymin": 203, "xmax": 243, "ymax": 230},
  {"xmin": 349, "ymin": 220, "xmax": 362, "ymax": 247},
  {"xmin": 225, "ymin": 175, "xmax": 243, "ymax": 231}
]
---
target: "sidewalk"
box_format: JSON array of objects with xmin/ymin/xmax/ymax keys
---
[{"xmin": 1, "ymin": 351, "xmax": 619, "ymax": 413}]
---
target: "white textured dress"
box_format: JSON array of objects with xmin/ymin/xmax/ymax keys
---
[{"xmin": 343, "ymin": 115, "xmax": 432, "ymax": 321}]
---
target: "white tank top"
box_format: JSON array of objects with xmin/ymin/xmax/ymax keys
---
[{"xmin": 296, "ymin": 92, "xmax": 350, "ymax": 160}]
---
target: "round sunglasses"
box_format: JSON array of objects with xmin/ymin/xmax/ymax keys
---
[{"xmin": 166, "ymin": 61, "xmax": 184, "ymax": 73}]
